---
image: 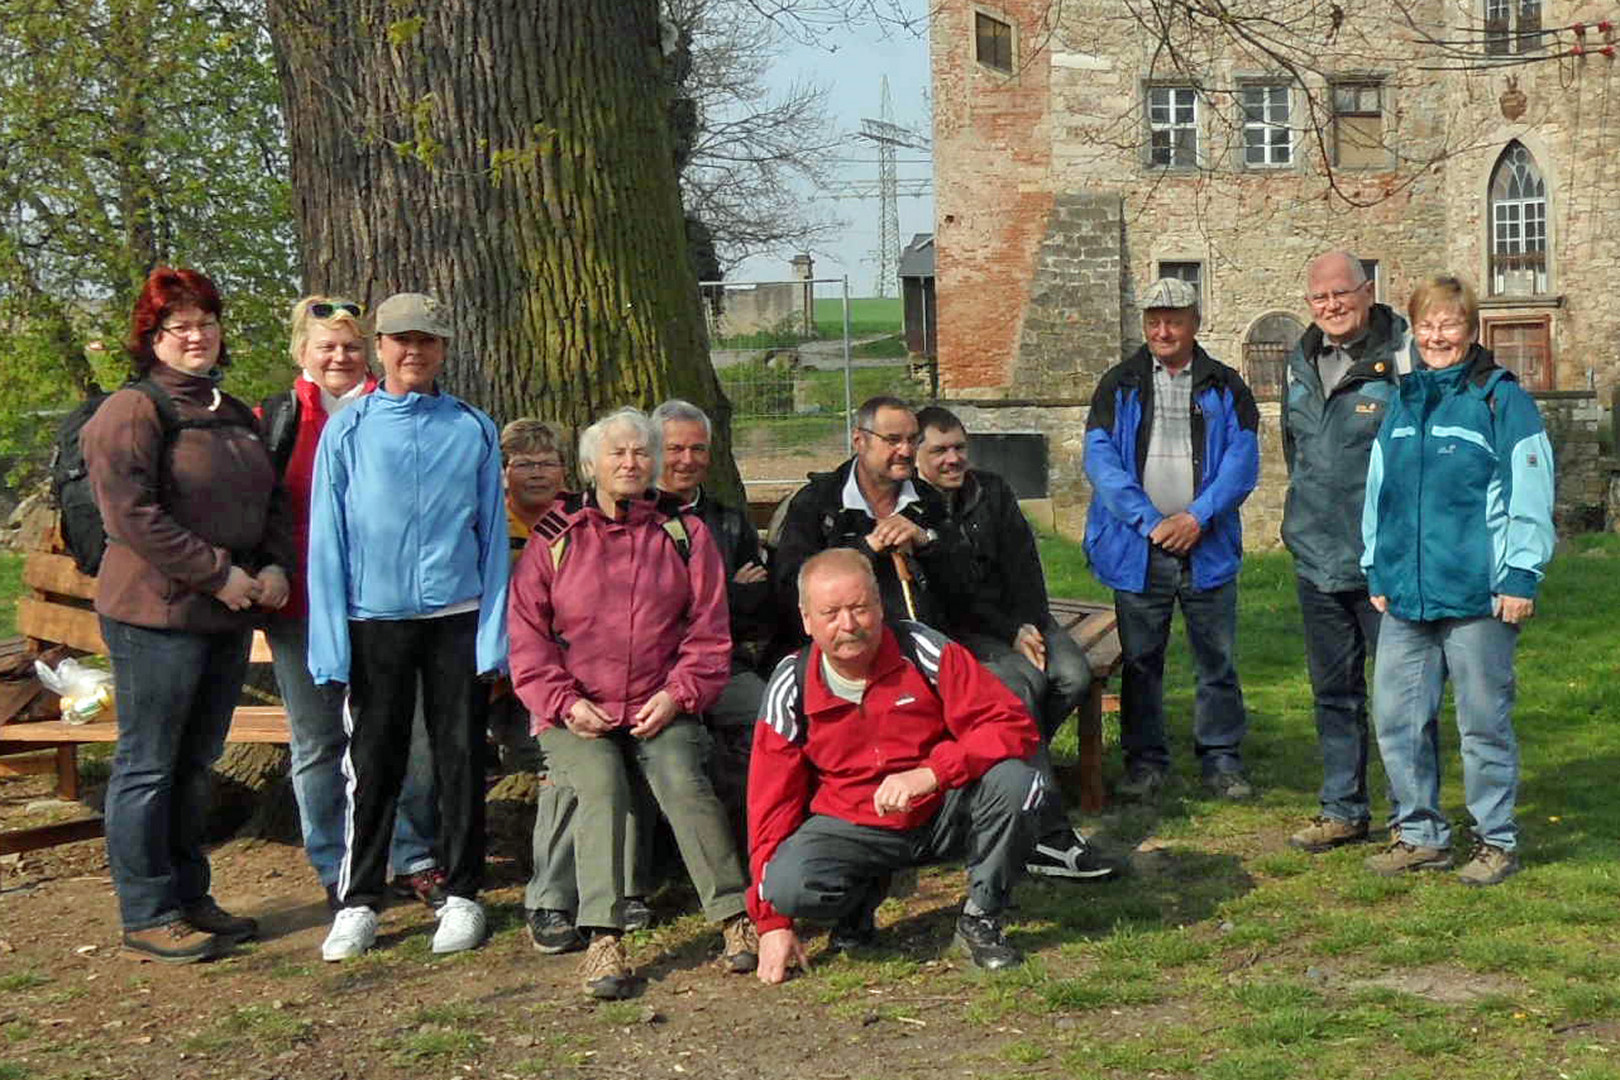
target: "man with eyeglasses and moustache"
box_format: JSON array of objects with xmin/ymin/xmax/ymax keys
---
[
  {"xmin": 1281, "ymin": 251, "xmax": 1413, "ymax": 853},
  {"xmin": 771, "ymin": 396, "xmax": 969, "ymax": 646}
]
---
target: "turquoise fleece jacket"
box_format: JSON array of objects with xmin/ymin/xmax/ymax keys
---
[{"xmin": 1361, "ymin": 345, "xmax": 1555, "ymax": 622}]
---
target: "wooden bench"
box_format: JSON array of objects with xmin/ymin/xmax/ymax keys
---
[
  {"xmin": 1048, "ymin": 598, "xmax": 1122, "ymax": 813},
  {"xmin": 2, "ymin": 548, "xmax": 290, "ymax": 855}
]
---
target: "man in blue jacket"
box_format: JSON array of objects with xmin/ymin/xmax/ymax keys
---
[
  {"xmin": 1083, "ymin": 278, "xmax": 1260, "ymax": 800},
  {"xmin": 307, "ymin": 292, "xmax": 509, "ymax": 961},
  {"xmin": 1281, "ymin": 252, "xmax": 1411, "ymax": 853}
]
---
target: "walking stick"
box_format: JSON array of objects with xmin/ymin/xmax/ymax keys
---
[{"xmin": 891, "ymin": 550, "xmax": 920, "ymax": 620}]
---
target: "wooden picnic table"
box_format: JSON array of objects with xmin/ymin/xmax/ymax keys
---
[{"xmin": 1047, "ymin": 598, "xmax": 1122, "ymax": 814}]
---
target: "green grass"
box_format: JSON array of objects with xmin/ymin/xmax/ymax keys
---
[
  {"xmin": 813, "ymin": 296, "xmax": 902, "ymax": 337},
  {"xmin": 943, "ymin": 529, "xmax": 1620, "ymax": 1079},
  {"xmin": 0, "ymin": 553, "xmax": 21, "ymax": 637}
]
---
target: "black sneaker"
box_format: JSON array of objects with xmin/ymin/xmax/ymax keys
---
[
  {"xmin": 828, "ymin": 910, "xmax": 878, "ymax": 954},
  {"xmin": 391, "ymin": 868, "xmax": 448, "ymax": 909},
  {"xmin": 527, "ymin": 908, "xmax": 585, "ymax": 954},
  {"xmin": 952, "ymin": 912, "xmax": 1022, "ymax": 971},
  {"xmin": 622, "ymin": 896, "xmax": 653, "ymax": 933},
  {"xmin": 181, "ymin": 898, "xmax": 258, "ymax": 943},
  {"xmin": 1026, "ymin": 829, "xmax": 1120, "ymax": 882}
]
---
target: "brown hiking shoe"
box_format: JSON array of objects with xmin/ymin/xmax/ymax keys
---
[
  {"xmin": 1365, "ymin": 839, "xmax": 1452, "ymax": 877},
  {"xmin": 718, "ymin": 914, "xmax": 759, "ymax": 974},
  {"xmin": 1288, "ymin": 816, "xmax": 1371, "ymax": 853},
  {"xmin": 579, "ymin": 933, "xmax": 634, "ymax": 1000},
  {"xmin": 1456, "ymin": 843, "xmax": 1521, "ymax": 887},
  {"xmin": 122, "ymin": 919, "xmax": 223, "ymax": 964}
]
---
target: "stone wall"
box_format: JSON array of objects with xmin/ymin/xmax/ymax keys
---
[{"xmin": 1536, "ymin": 392, "xmax": 1608, "ymax": 532}]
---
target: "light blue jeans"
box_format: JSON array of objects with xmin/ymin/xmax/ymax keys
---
[
  {"xmin": 1372, "ymin": 612, "xmax": 1520, "ymax": 852},
  {"xmin": 264, "ymin": 617, "xmax": 438, "ymax": 886}
]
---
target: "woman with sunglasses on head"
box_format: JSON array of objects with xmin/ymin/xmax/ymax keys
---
[
  {"xmin": 1360, "ymin": 275, "xmax": 1556, "ymax": 887},
  {"xmin": 257, "ymin": 296, "xmax": 443, "ymax": 912},
  {"xmin": 81, "ymin": 267, "xmax": 296, "ymax": 963}
]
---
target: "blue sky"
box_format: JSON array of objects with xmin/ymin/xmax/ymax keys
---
[{"xmin": 731, "ymin": 9, "xmax": 934, "ymax": 297}]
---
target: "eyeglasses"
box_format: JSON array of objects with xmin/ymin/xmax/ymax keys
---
[
  {"xmin": 158, "ymin": 318, "xmax": 220, "ymax": 338},
  {"xmin": 1305, "ymin": 286, "xmax": 1369, "ymax": 308},
  {"xmin": 508, "ymin": 458, "xmax": 564, "ymax": 473},
  {"xmin": 309, "ymin": 301, "xmax": 363, "ymax": 320},
  {"xmin": 1414, "ymin": 320, "xmax": 1470, "ymax": 337},
  {"xmin": 857, "ymin": 427, "xmax": 922, "ymax": 449}
]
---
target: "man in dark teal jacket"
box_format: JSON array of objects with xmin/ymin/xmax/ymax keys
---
[
  {"xmin": 1083, "ymin": 278, "xmax": 1260, "ymax": 800},
  {"xmin": 1281, "ymin": 251, "xmax": 1412, "ymax": 853}
]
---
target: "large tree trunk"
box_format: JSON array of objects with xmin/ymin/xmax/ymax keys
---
[{"xmin": 265, "ymin": 0, "xmax": 742, "ymax": 502}]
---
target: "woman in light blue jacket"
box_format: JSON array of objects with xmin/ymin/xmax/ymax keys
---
[{"xmin": 1360, "ymin": 275, "xmax": 1555, "ymax": 887}]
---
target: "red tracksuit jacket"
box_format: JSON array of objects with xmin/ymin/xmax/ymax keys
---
[{"xmin": 747, "ymin": 623, "xmax": 1039, "ymax": 932}]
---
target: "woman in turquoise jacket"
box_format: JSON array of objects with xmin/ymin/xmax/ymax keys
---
[{"xmin": 1360, "ymin": 275, "xmax": 1555, "ymax": 887}]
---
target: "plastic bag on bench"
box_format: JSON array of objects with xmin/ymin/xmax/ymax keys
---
[{"xmin": 33, "ymin": 658, "xmax": 114, "ymax": 724}]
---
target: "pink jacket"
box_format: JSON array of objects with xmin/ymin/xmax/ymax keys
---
[{"xmin": 509, "ymin": 491, "xmax": 731, "ymax": 731}]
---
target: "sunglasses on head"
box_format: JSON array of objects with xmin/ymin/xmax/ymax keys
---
[{"xmin": 309, "ymin": 300, "xmax": 363, "ymax": 320}]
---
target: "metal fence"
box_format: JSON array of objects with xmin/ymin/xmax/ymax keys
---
[{"xmin": 702, "ymin": 276, "xmax": 856, "ymax": 497}]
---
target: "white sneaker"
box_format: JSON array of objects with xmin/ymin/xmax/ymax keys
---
[
  {"xmin": 431, "ymin": 896, "xmax": 487, "ymax": 954},
  {"xmin": 321, "ymin": 906, "xmax": 378, "ymax": 962}
]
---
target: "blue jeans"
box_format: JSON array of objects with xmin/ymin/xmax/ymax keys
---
[
  {"xmin": 100, "ymin": 618, "xmax": 251, "ymax": 930},
  {"xmin": 1296, "ymin": 579, "xmax": 1381, "ymax": 824},
  {"xmin": 264, "ymin": 618, "xmax": 437, "ymax": 886},
  {"xmin": 1373, "ymin": 613, "xmax": 1520, "ymax": 851},
  {"xmin": 1114, "ymin": 546, "xmax": 1247, "ymax": 777}
]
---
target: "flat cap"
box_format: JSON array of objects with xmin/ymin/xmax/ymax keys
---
[{"xmin": 1141, "ymin": 277, "xmax": 1200, "ymax": 311}]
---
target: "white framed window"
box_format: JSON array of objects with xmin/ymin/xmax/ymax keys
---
[
  {"xmin": 1148, "ymin": 86, "xmax": 1198, "ymax": 168},
  {"xmin": 1360, "ymin": 258, "xmax": 1381, "ymax": 301},
  {"xmin": 1485, "ymin": 0, "xmax": 1545, "ymax": 55},
  {"xmin": 1241, "ymin": 85, "xmax": 1292, "ymax": 167},
  {"xmin": 1156, "ymin": 260, "xmax": 1203, "ymax": 303},
  {"xmin": 1489, "ymin": 141, "xmax": 1548, "ymax": 296}
]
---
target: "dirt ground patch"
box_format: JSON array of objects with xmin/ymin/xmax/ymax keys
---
[{"xmin": 0, "ymin": 771, "xmax": 1061, "ymax": 1080}]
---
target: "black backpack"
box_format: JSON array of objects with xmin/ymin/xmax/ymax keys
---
[
  {"xmin": 49, "ymin": 380, "xmax": 252, "ymax": 576},
  {"xmin": 258, "ymin": 388, "xmax": 301, "ymax": 479}
]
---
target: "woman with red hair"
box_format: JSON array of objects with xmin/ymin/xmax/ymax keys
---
[{"xmin": 81, "ymin": 267, "xmax": 295, "ymax": 963}]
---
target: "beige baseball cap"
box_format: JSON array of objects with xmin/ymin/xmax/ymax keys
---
[
  {"xmin": 1141, "ymin": 277, "xmax": 1200, "ymax": 312},
  {"xmin": 374, "ymin": 292, "xmax": 453, "ymax": 339}
]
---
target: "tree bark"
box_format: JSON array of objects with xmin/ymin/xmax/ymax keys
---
[
  {"xmin": 265, "ymin": 0, "xmax": 743, "ymax": 502},
  {"xmin": 209, "ymin": 743, "xmax": 301, "ymax": 845}
]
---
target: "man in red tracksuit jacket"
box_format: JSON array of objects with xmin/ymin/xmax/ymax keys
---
[{"xmin": 748, "ymin": 548, "xmax": 1045, "ymax": 981}]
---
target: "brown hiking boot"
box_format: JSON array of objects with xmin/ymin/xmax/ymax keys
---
[
  {"xmin": 1456, "ymin": 843, "xmax": 1521, "ymax": 887},
  {"xmin": 579, "ymin": 932, "xmax": 634, "ymax": 1000},
  {"xmin": 122, "ymin": 919, "xmax": 223, "ymax": 964},
  {"xmin": 1288, "ymin": 816, "xmax": 1371, "ymax": 853},
  {"xmin": 182, "ymin": 897, "xmax": 258, "ymax": 942},
  {"xmin": 718, "ymin": 914, "xmax": 759, "ymax": 974},
  {"xmin": 1365, "ymin": 839, "xmax": 1452, "ymax": 877}
]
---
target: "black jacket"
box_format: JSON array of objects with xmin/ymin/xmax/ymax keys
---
[
  {"xmin": 684, "ymin": 487, "xmax": 774, "ymax": 670},
  {"xmin": 944, "ymin": 467, "xmax": 1050, "ymax": 644},
  {"xmin": 770, "ymin": 458, "xmax": 970, "ymax": 640}
]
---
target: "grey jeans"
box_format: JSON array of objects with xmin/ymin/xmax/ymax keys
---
[{"xmin": 537, "ymin": 717, "xmax": 747, "ymax": 929}]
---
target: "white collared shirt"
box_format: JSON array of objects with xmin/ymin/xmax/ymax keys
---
[
  {"xmin": 304, "ymin": 371, "xmax": 369, "ymax": 416},
  {"xmin": 841, "ymin": 467, "xmax": 921, "ymax": 518}
]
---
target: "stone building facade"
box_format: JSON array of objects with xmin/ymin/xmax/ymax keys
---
[{"xmin": 931, "ymin": 0, "xmax": 1620, "ymax": 542}]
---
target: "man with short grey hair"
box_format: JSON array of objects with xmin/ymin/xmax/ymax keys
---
[
  {"xmin": 1082, "ymin": 278, "xmax": 1260, "ymax": 801},
  {"xmin": 1282, "ymin": 251, "xmax": 1412, "ymax": 852}
]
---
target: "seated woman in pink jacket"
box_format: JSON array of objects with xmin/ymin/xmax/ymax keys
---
[{"xmin": 508, "ymin": 406, "xmax": 756, "ymax": 1000}]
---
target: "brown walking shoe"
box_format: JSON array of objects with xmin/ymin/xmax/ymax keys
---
[
  {"xmin": 1456, "ymin": 843, "xmax": 1520, "ymax": 887},
  {"xmin": 1288, "ymin": 816, "xmax": 1371, "ymax": 853},
  {"xmin": 1365, "ymin": 839, "xmax": 1452, "ymax": 877},
  {"xmin": 718, "ymin": 914, "xmax": 759, "ymax": 974},
  {"xmin": 579, "ymin": 932, "xmax": 635, "ymax": 1000},
  {"xmin": 122, "ymin": 919, "xmax": 223, "ymax": 964}
]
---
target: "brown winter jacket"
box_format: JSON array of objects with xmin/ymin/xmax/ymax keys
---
[{"xmin": 81, "ymin": 362, "xmax": 295, "ymax": 633}]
